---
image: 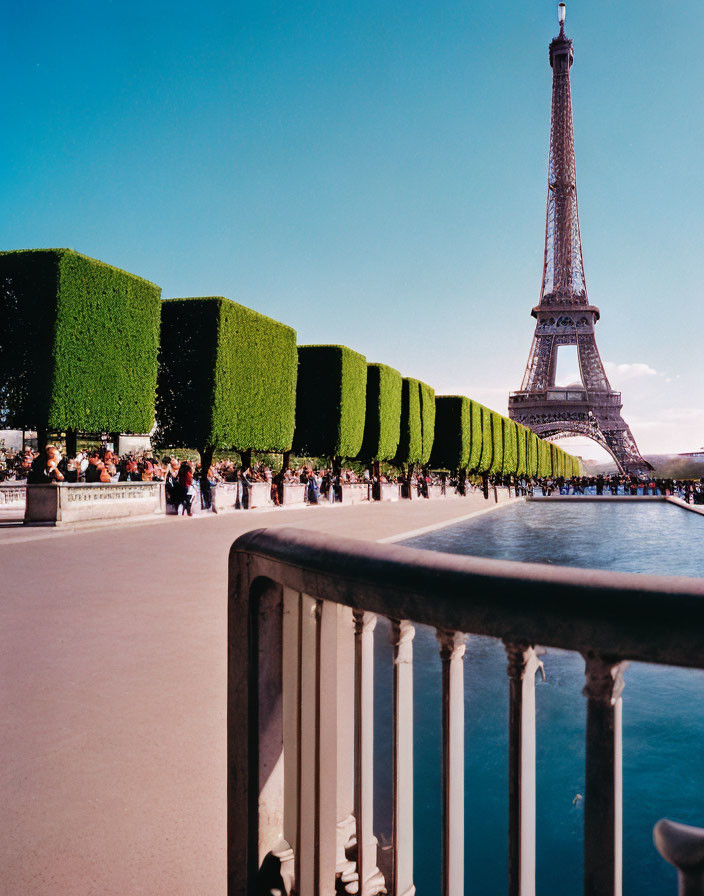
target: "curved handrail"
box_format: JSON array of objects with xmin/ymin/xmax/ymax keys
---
[{"xmin": 230, "ymin": 526, "xmax": 704, "ymax": 669}]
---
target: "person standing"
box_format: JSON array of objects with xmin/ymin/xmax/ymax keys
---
[{"xmin": 178, "ymin": 461, "xmax": 195, "ymax": 516}]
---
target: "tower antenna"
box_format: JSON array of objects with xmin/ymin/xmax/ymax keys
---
[{"xmin": 558, "ymin": 3, "xmax": 566, "ymax": 26}]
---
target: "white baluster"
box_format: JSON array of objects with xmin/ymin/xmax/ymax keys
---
[
  {"xmin": 505, "ymin": 642, "xmax": 545, "ymax": 896},
  {"xmin": 583, "ymin": 654, "xmax": 629, "ymax": 896},
  {"xmin": 281, "ymin": 586, "xmax": 301, "ymax": 893},
  {"xmin": 391, "ymin": 620, "xmax": 416, "ymax": 896},
  {"xmin": 299, "ymin": 594, "xmax": 318, "ymax": 894},
  {"xmin": 353, "ymin": 610, "xmax": 385, "ymax": 895},
  {"xmin": 337, "ymin": 605, "xmax": 359, "ymax": 892},
  {"xmin": 318, "ymin": 599, "xmax": 339, "ymax": 894},
  {"xmin": 437, "ymin": 629, "xmax": 467, "ymax": 896}
]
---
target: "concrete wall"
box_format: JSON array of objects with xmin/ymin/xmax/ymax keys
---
[{"xmin": 24, "ymin": 482, "xmax": 165, "ymax": 526}]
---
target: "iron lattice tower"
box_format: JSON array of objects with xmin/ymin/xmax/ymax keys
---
[{"xmin": 508, "ymin": 4, "xmax": 649, "ymax": 473}]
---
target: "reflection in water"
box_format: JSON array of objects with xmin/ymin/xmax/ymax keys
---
[{"xmin": 371, "ymin": 503, "xmax": 704, "ymax": 896}]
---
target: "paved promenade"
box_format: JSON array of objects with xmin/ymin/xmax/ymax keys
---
[{"xmin": 1, "ymin": 491, "xmax": 510, "ymax": 896}]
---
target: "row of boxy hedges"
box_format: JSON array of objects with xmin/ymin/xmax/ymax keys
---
[
  {"xmin": 0, "ymin": 248, "xmax": 581, "ymax": 475},
  {"xmin": 426, "ymin": 397, "xmax": 579, "ymax": 478}
]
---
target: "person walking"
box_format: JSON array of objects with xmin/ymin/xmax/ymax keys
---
[
  {"xmin": 307, "ymin": 470, "xmax": 319, "ymax": 505},
  {"xmin": 178, "ymin": 461, "xmax": 195, "ymax": 516}
]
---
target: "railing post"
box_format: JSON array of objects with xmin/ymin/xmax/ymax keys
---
[
  {"xmin": 299, "ymin": 594, "xmax": 318, "ymax": 894},
  {"xmin": 391, "ymin": 620, "xmax": 416, "ymax": 896},
  {"xmin": 353, "ymin": 610, "xmax": 385, "ymax": 896},
  {"xmin": 296, "ymin": 595, "xmax": 340, "ymax": 895},
  {"xmin": 583, "ymin": 654, "xmax": 629, "ymax": 896},
  {"xmin": 280, "ymin": 587, "xmax": 301, "ymax": 894},
  {"xmin": 337, "ymin": 605, "xmax": 358, "ymax": 892},
  {"xmin": 318, "ymin": 599, "xmax": 339, "ymax": 895},
  {"xmin": 505, "ymin": 642, "xmax": 545, "ymax": 896},
  {"xmin": 437, "ymin": 629, "xmax": 467, "ymax": 896},
  {"xmin": 228, "ymin": 574, "xmax": 287, "ymax": 896}
]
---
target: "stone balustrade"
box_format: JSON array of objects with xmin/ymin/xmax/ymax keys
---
[
  {"xmin": 24, "ymin": 481, "xmax": 165, "ymax": 526},
  {"xmin": 16, "ymin": 478, "xmax": 492, "ymax": 525},
  {"xmin": 227, "ymin": 526, "xmax": 704, "ymax": 896},
  {"xmin": 0, "ymin": 483, "xmax": 26, "ymax": 505}
]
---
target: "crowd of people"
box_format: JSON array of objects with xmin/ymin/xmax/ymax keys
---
[
  {"xmin": 1, "ymin": 443, "xmax": 703, "ymax": 511},
  {"xmin": 532, "ymin": 474, "xmax": 704, "ymax": 503}
]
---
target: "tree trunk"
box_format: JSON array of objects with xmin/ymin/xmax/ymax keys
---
[
  {"xmin": 200, "ymin": 445, "xmax": 214, "ymax": 480},
  {"xmin": 65, "ymin": 429, "xmax": 78, "ymax": 458},
  {"xmin": 458, "ymin": 468, "xmax": 467, "ymax": 496},
  {"xmin": 282, "ymin": 450, "xmax": 291, "ymax": 472},
  {"xmin": 36, "ymin": 427, "xmax": 48, "ymax": 456},
  {"xmin": 240, "ymin": 448, "xmax": 252, "ymax": 470},
  {"xmin": 372, "ymin": 460, "xmax": 381, "ymax": 501},
  {"xmin": 482, "ymin": 473, "xmax": 489, "ymax": 500}
]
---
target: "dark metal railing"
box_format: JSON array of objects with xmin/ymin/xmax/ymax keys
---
[{"xmin": 227, "ymin": 526, "xmax": 704, "ymax": 896}]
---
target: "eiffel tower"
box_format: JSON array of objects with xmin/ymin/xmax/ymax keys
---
[{"xmin": 508, "ymin": 3, "xmax": 649, "ymax": 473}]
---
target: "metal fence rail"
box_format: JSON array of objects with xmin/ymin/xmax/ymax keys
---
[{"xmin": 227, "ymin": 526, "xmax": 704, "ymax": 896}]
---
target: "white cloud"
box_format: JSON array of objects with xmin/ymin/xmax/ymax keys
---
[{"xmin": 604, "ymin": 361, "xmax": 658, "ymax": 382}]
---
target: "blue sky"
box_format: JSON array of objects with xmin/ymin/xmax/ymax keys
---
[{"xmin": 2, "ymin": 0, "xmax": 702, "ymax": 454}]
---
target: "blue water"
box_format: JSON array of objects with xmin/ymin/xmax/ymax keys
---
[{"xmin": 373, "ymin": 502, "xmax": 704, "ymax": 895}]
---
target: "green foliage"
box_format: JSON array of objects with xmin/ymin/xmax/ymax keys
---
[
  {"xmin": 502, "ymin": 417, "xmax": 518, "ymax": 476},
  {"xmin": 468, "ymin": 400, "xmax": 483, "ymax": 471},
  {"xmin": 395, "ymin": 378, "xmax": 421, "ymax": 466},
  {"xmin": 515, "ymin": 422, "xmax": 528, "ymax": 477},
  {"xmin": 358, "ymin": 363, "xmax": 402, "ymax": 462},
  {"xmin": 157, "ymin": 296, "xmax": 297, "ymax": 452},
  {"xmin": 537, "ymin": 437, "xmax": 552, "ymax": 477},
  {"xmin": 292, "ymin": 345, "xmax": 367, "ymax": 458},
  {"xmin": 419, "ymin": 380, "xmax": 436, "ymax": 465},
  {"xmin": 490, "ymin": 410, "xmax": 504, "ymax": 474},
  {"xmin": 0, "ymin": 248, "xmax": 161, "ymax": 433},
  {"xmin": 429, "ymin": 396, "xmax": 470, "ymax": 470},
  {"xmin": 527, "ymin": 432, "xmax": 539, "ymax": 477},
  {"xmin": 477, "ymin": 405, "xmax": 494, "ymax": 474}
]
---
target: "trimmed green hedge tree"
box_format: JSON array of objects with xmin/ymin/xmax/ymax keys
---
[
  {"xmin": 0, "ymin": 248, "xmax": 161, "ymax": 435},
  {"xmin": 395, "ymin": 377, "xmax": 430, "ymax": 468},
  {"xmin": 528, "ymin": 432, "xmax": 540, "ymax": 478},
  {"xmin": 395, "ymin": 378, "xmax": 421, "ymax": 466},
  {"xmin": 502, "ymin": 417, "xmax": 518, "ymax": 476},
  {"xmin": 358, "ymin": 363, "xmax": 402, "ymax": 463},
  {"xmin": 477, "ymin": 405, "xmax": 494, "ymax": 474},
  {"xmin": 429, "ymin": 396, "xmax": 470, "ymax": 470},
  {"xmin": 515, "ymin": 422, "xmax": 528, "ymax": 478},
  {"xmin": 490, "ymin": 410, "xmax": 504, "ymax": 474},
  {"xmin": 157, "ymin": 296, "xmax": 297, "ymax": 457},
  {"xmin": 537, "ymin": 437, "xmax": 552, "ymax": 478},
  {"xmin": 419, "ymin": 380, "xmax": 436, "ymax": 465},
  {"xmin": 468, "ymin": 400, "xmax": 483, "ymax": 472},
  {"xmin": 292, "ymin": 345, "xmax": 367, "ymax": 459}
]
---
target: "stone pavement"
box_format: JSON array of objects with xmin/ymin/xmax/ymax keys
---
[{"xmin": 1, "ymin": 491, "xmax": 512, "ymax": 896}]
